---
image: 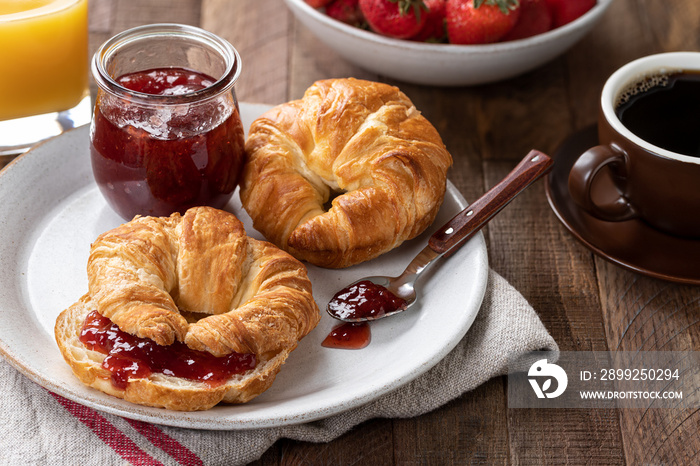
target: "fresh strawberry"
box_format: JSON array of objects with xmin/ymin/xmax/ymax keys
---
[
  {"xmin": 359, "ymin": 0, "xmax": 428, "ymax": 39},
  {"xmin": 446, "ymin": 0, "xmax": 521, "ymax": 45},
  {"xmin": 501, "ymin": 0, "xmax": 552, "ymax": 41},
  {"xmin": 411, "ymin": 0, "xmax": 447, "ymax": 42},
  {"xmin": 306, "ymin": 0, "xmax": 334, "ymax": 8},
  {"xmin": 326, "ymin": 0, "xmax": 365, "ymax": 26},
  {"xmin": 544, "ymin": 0, "xmax": 595, "ymax": 28}
]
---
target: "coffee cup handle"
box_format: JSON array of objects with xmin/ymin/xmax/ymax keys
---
[{"xmin": 568, "ymin": 144, "xmax": 638, "ymax": 222}]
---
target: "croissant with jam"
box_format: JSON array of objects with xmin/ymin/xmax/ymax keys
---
[
  {"xmin": 240, "ymin": 78, "xmax": 453, "ymax": 268},
  {"xmin": 54, "ymin": 206, "xmax": 320, "ymax": 411}
]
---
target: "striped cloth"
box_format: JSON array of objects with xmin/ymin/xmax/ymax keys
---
[{"xmin": 0, "ymin": 270, "xmax": 557, "ymax": 465}]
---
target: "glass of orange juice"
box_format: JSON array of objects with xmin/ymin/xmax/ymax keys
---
[{"xmin": 0, "ymin": 0, "xmax": 90, "ymax": 157}]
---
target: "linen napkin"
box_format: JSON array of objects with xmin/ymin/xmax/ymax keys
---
[{"xmin": 0, "ymin": 269, "xmax": 557, "ymax": 466}]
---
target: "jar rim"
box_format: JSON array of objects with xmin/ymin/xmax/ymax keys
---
[{"xmin": 92, "ymin": 23, "xmax": 241, "ymax": 105}]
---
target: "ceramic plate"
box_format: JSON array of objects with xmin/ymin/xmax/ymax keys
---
[{"xmin": 0, "ymin": 103, "xmax": 488, "ymax": 430}]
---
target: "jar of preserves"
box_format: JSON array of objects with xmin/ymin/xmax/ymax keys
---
[{"xmin": 90, "ymin": 23, "xmax": 245, "ymax": 220}]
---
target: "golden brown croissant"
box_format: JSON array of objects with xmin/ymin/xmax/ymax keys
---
[
  {"xmin": 55, "ymin": 206, "xmax": 320, "ymax": 410},
  {"xmin": 240, "ymin": 78, "xmax": 453, "ymax": 268}
]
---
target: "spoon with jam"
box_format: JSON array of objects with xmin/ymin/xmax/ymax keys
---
[{"xmin": 326, "ymin": 150, "xmax": 554, "ymax": 328}]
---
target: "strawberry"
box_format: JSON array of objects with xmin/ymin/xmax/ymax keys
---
[
  {"xmin": 326, "ymin": 0, "xmax": 365, "ymax": 26},
  {"xmin": 446, "ymin": 0, "xmax": 521, "ymax": 45},
  {"xmin": 544, "ymin": 0, "xmax": 595, "ymax": 28},
  {"xmin": 501, "ymin": 0, "xmax": 552, "ymax": 41},
  {"xmin": 411, "ymin": 0, "xmax": 447, "ymax": 42},
  {"xmin": 359, "ymin": 0, "xmax": 428, "ymax": 39},
  {"xmin": 306, "ymin": 0, "xmax": 334, "ymax": 8}
]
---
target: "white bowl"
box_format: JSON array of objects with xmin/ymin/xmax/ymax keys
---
[{"xmin": 284, "ymin": 0, "xmax": 614, "ymax": 86}]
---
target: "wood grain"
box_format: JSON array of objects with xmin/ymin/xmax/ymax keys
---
[
  {"xmin": 581, "ymin": 2, "xmax": 700, "ymax": 465},
  {"xmin": 429, "ymin": 151, "xmax": 553, "ymax": 254},
  {"xmin": 485, "ymin": 158, "xmax": 625, "ymax": 465},
  {"xmin": 202, "ymin": 0, "xmax": 289, "ymax": 104},
  {"xmin": 391, "ymin": 378, "xmax": 511, "ymax": 465},
  {"xmin": 4, "ymin": 0, "xmax": 699, "ymax": 463}
]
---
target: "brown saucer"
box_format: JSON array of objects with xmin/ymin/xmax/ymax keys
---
[{"xmin": 545, "ymin": 125, "xmax": 700, "ymax": 285}]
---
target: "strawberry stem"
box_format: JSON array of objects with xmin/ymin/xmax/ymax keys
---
[
  {"xmin": 388, "ymin": 0, "xmax": 428, "ymax": 20},
  {"xmin": 474, "ymin": 0, "xmax": 519, "ymax": 15}
]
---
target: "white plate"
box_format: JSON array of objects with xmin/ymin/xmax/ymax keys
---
[{"xmin": 0, "ymin": 103, "xmax": 488, "ymax": 430}]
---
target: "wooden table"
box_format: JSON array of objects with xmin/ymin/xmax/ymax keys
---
[{"xmin": 9, "ymin": 0, "xmax": 700, "ymax": 463}]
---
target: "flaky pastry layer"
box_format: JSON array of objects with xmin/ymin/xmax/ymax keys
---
[
  {"xmin": 55, "ymin": 295, "xmax": 292, "ymax": 410},
  {"xmin": 240, "ymin": 78, "xmax": 453, "ymax": 268},
  {"xmin": 54, "ymin": 206, "xmax": 320, "ymax": 409},
  {"xmin": 87, "ymin": 206, "xmax": 320, "ymax": 352}
]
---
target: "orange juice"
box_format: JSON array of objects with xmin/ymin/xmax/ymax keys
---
[{"xmin": 0, "ymin": 0, "xmax": 88, "ymax": 121}]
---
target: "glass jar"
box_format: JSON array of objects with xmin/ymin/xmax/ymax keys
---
[{"xmin": 90, "ymin": 23, "xmax": 245, "ymax": 220}]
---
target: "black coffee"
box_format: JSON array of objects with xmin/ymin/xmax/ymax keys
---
[{"xmin": 614, "ymin": 71, "xmax": 700, "ymax": 157}]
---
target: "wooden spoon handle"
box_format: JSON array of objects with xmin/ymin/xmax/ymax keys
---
[{"xmin": 428, "ymin": 150, "xmax": 553, "ymax": 255}]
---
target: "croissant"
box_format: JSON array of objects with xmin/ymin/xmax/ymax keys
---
[
  {"xmin": 240, "ymin": 78, "xmax": 453, "ymax": 268},
  {"xmin": 54, "ymin": 206, "xmax": 320, "ymax": 410}
]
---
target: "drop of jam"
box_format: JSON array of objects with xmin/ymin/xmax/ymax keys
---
[
  {"xmin": 323, "ymin": 281, "xmax": 407, "ymax": 350},
  {"xmin": 90, "ymin": 67, "xmax": 246, "ymax": 220},
  {"xmin": 79, "ymin": 311, "xmax": 256, "ymax": 389},
  {"xmin": 321, "ymin": 322, "xmax": 371, "ymax": 350},
  {"xmin": 327, "ymin": 280, "xmax": 407, "ymax": 320}
]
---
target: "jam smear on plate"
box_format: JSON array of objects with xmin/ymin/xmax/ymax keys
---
[
  {"xmin": 80, "ymin": 310, "xmax": 256, "ymax": 389},
  {"xmin": 322, "ymin": 322, "xmax": 371, "ymax": 350},
  {"xmin": 90, "ymin": 67, "xmax": 245, "ymax": 220}
]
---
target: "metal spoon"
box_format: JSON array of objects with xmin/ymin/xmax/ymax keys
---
[{"xmin": 327, "ymin": 150, "xmax": 554, "ymax": 322}]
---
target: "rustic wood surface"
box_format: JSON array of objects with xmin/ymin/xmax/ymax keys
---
[{"xmin": 3, "ymin": 0, "xmax": 699, "ymax": 463}]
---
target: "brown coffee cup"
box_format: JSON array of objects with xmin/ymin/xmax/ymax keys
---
[{"xmin": 568, "ymin": 52, "xmax": 700, "ymax": 238}]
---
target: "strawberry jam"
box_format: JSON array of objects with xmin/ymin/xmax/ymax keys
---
[
  {"xmin": 327, "ymin": 280, "xmax": 407, "ymax": 320},
  {"xmin": 324, "ymin": 281, "xmax": 407, "ymax": 350},
  {"xmin": 321, "ymin": 322, "xmax": 371, "ymax": 350},
  {"xmin": 79, "ymin": 311, "xmax": 256, "ymax": 389},
  {"xmin": 90, "ymin": 67, "xmax": 245, "ymax": 220}
]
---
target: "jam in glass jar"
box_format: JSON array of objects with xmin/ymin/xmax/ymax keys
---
[{"xmin": 90, "ymin": 24, "xmax": 245, "ymax": 220}]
